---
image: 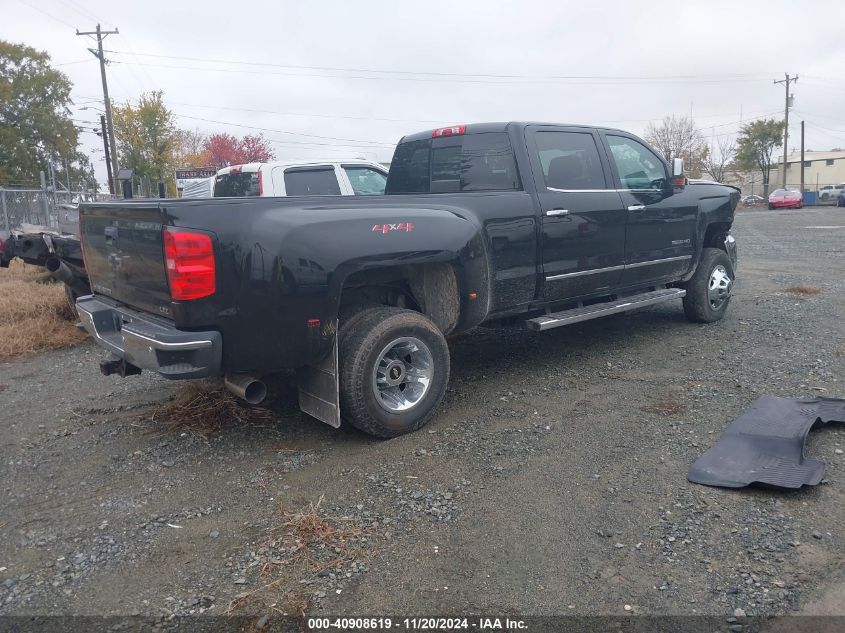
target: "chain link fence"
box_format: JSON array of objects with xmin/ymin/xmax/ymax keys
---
[{"xmin": 0, "ymin": 188, "xmax": 118, "ymax": 234}]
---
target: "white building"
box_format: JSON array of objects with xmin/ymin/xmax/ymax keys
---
[{"xmin": 768, "ymin": 150, "xmax": 845, "ymax": 193}]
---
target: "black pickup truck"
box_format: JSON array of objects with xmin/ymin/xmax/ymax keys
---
[{"xmin": 76, "ymin": 122, "xmax": 738, "ymax": 437}]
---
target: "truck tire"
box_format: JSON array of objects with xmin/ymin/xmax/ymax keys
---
[
  {"xmin": 683, "ymin": 248, "xmax": 734, "ymax": 323},
  {"xmin": 338, "ymin": 305, "xmax": 382, "ymax": 348},
  {"xmin": 339, "ymin": 307, "xmax": 450, "ymax": 438}
]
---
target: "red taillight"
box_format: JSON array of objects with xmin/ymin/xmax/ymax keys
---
[
  {"xmin": 162, "ymin": 228, "xmax": 216, "ymax": 301},
  {"xmin": 257, "ymin": 169, "xmax": 263, "ymax": 196},
  {"xmin": 229, "ymin": 165, "xmax": 242, "ymax": 174},
  {"xmin": 432, "ymin": 125, "xmax": 466, "ymax": 138}
]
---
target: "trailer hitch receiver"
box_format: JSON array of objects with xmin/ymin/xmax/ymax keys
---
[{"xmin": 99, "ymin": 353, "xmax": 142, "ymax": 377}]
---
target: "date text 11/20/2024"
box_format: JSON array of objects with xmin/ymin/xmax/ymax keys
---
[{"xmin": 307, "ymin": 617, "xmax": 528, "ymax": 630}]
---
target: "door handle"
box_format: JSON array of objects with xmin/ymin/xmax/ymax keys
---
[
  {"xmin": 627, "ymin": 204, "xmax": 646, "ymax": 211},
  {"xmin": 546, "ymin": 209, "xmax": 569, "ymax": 216}
]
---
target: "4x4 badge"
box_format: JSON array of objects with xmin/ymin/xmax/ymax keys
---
[{"xmin": 372, "ymin": 222, "xmax": 414, "ymax": 234}]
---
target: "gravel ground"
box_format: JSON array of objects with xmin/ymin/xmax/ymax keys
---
[{"xmin": 0, "ymin": 206, "xmax": 843, "ymax": 624}]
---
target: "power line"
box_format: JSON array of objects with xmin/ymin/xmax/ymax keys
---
[
  {"xmin": 161, "ymin": 99, "xmax": 780, "ymax": 129},
  {"xmin": 55, "ymin": 0, "xmax": 106, "ymax": 25},
  {"xmin": 799, "ymin": 120, "xmax": 845, "ymax": 145},
  {"xmin": 169, "ymin": 113, "xmax": 396, "ymax": 147},
  {"xmin": 107, "ymin": 57, "xmax": 775, "ymax": 86},
  {"xmin": 102, "ymin": 49, "xmax": 776, "ymax": 83},
  {"xmin": 793, "ymin": 114, "xmax": 845, "ymax": 134},
  {"xmin": 55, "ymin": 59, "xmax": 95, "ymax": 66},
  {"xmin": 792, "ymin": 110, "xmax": 845, "ymax": 124},
  {"xmin": 75, "ymin": 89, "xmax": 782, "ymax": 132},
  {"xmin": 157, "ymin": 100, "xmax": 448, "ymax": 125},
  {"xmin": 16, "ymin": 0, "xmax": 76, "ymax": 29}
]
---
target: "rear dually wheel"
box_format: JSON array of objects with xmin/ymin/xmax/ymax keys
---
[{"xmin": 339, "ymin": 307, "xmax": 450, "ymax": 438}]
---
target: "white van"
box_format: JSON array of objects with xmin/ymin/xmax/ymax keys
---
[{"xmin": 213, "ymin": 159, "xmax": 388, "ymax": 198}]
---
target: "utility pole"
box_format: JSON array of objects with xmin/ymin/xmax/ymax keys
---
[
  {"xmin": 800, "ymin": 120, "xmax": 805, "ymax": 196},
  {"xmin": 100, "ymin": 115, "xmax": 114, "ymax": 194},
  {"xmin": 774, "ymin": 73, "xmax": 798, "ymax": 189},
  {"xmin": 77, "ymin": 24, "xmax": 120, "ymax": 195}
]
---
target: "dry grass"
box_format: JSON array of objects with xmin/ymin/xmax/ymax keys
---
[
  {"xmin": 226, "ymin": 497, "xmax": 370, "ymax": 618},
  {"xmin": 150, "ymin": 382, "xmax": 275, "ymax": 436},
  {"xmin": 782, "ymin": 285, "xmax": 823, "ymax": 295},
  {"xmin": 278, "ymin": 497, "xmax": 366, "ymax": 553},
  {"xmin": 0, "ymin": 260, "xmax": 87, "ymax": 362},
  {"xmin": 640, "ymin": 400, "xmax": 688, "ymax": 416}
]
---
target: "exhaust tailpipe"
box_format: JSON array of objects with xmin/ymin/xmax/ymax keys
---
[
  {"xmin": 225, "ymin": 374, "xmax": 267, "ymax": 405},
  {"xmin": 45, "ymin": 256, "xmax": 74, "ymax": 284},
  {"xmin": 46, "ymin": 257, "xmax": 89, "ymax": 298}
]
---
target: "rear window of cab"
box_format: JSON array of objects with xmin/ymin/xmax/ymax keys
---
[
  {"xmin": 386, "ymin": 132, "xmax": 521, "ymax": 194},
  {"xmin": 213, "ymin": 172, "xmax": 259, "ymax": 197}
]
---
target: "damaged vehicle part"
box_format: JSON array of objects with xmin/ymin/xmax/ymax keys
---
[
  {"xmin": 2, "ymin": 229, "xmax": 90, "ymax": 300},
  {"xmin": 688, "ymin": 396, "xmax": 845, "ymax": 489},
  {"xmin": 45, "ymin": 256, "xmax": 90, "ymax": 300}
]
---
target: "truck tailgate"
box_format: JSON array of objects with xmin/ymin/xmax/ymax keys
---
[{"xmin": 80, "ymin": 202, "xmax": 173, "ymax": 317}]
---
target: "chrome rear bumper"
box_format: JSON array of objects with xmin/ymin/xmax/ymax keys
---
[{"xmin": 76, "ymin": 295, "xmax": 222, "ymax": 379}]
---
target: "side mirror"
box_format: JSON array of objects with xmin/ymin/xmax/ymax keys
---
[{"xmin": 671, "ymin": 158, "xmax": 687, "ymax": 187}]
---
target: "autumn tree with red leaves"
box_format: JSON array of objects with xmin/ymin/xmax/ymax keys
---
[
  {"xmin": 239, "ymin": 134, "xmax": 275, "ymax": 163},
  {"xmin": 202, "ymin": 133, "xmax": 275, "ymax": 167}
]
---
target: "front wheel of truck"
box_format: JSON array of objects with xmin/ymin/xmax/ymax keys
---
[
  {"xmin": 682, "ymin": 247, "xmax": 734, "ymax": 323},
  {"xmin": 339, "ymin": 307, "xmax": 450, "ymax": 438}
]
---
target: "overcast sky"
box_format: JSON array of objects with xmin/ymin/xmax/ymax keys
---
[{"xmin": 6, "ymin": 0, "xmax": 845, "ymax": 186}]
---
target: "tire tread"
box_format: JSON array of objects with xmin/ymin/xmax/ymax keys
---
[
  {"xmin": 683, "ymin": 247, "xmax": 733, "ymax": 323},
  {"xmin": 339, "ymin": 307, "xmax": 449, "ymax": 438}
]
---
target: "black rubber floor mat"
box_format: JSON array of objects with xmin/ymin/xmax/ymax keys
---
[{"xmin": 688, "ymin": 396, "xmax": 845, "ymax": 489}]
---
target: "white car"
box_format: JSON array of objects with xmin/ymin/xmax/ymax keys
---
[{"xmin": 213, "ymin": 159, "xmax": 388, "ymax": 198}]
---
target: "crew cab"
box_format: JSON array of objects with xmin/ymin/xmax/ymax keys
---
[
  {"xmin": 76, "ymin": 122, "xmax": 739, "ymax": 438},
  {"xmin": 213, "ymin": 159, "xmax": 388, "ymax": 197}
]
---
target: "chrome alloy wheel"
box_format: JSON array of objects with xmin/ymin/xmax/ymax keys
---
[
  {"xmin": 708, "ymin": 264, "xmax": 733, "ymax": 310},
  {"xmin": 371, "ymin": 337, "xmax": 433, "ymax": 412}
]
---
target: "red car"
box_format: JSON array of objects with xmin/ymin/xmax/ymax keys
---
[{"xmin": 768, "ymin": 188, "xmax": 803, "ymax": 209}]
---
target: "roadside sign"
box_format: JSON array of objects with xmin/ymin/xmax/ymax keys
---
[{"xmin": 175, "ymin": 168, "xmax": 218, "ymax": 190}]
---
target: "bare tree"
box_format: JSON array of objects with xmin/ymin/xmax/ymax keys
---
[
  {"xmin": 644, "ymin": 115, "xmax": 707, "ymax": 177},
  {"xmin": 701, "ymin": 136, "xmax": 736, "ymax": 183}
]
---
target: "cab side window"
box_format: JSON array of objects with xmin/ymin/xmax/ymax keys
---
[
  {"xmin": 535, "ymin": 131, "xmax": 607, "ymax": 190},
  {"xmin": 283, "ymin": 167, "xmax": 341, "ymax": 196},
  {"xmin": 343, "ymin": 166, "xmax": 387, "ymax": 195},
  {"xmin": 606, "ymin": 135, "xmax": 667, "ymax": 190}
]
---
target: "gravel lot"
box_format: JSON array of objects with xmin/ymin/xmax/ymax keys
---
[{"xmin": 1, "ymin": 206, "xmax": 843, "ymax": 625}]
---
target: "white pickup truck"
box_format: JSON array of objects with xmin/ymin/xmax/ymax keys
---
[
  {"xmin": 211, "ymin": 159, "xmax": 388, "ymax": 197},
  {"xmin": 818, "ymin": 183, "xmax": 845, "ymax": 202}
]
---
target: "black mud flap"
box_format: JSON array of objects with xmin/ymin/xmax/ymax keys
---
[
  {"xmin": 296, "ymin": 335, "xmax": 341, "ymax": 428},
  {"xmin": 688, "ymin": 396, "xmax": 845, "ymax": 489}
]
